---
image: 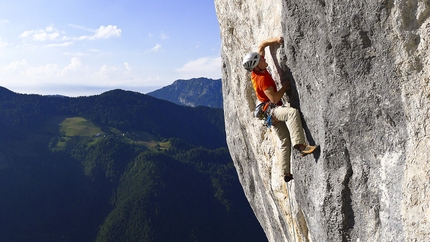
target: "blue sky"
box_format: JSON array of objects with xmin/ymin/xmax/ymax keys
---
[{"xmin": 0, "ymin": 0, "xmax": 221, "ymax": 96}]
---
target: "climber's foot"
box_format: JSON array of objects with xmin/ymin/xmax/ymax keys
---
[
  {"xmin": 284, "ymin": 173, "xmax": 293, "ymax": 183},
  {"xmin": 296, "ymin": 144, "xmax": 316, "ymax": 157}
]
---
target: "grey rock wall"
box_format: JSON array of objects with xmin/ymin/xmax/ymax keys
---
[{"xmin": 214, "ymin": 0, "xmax": 430, "ymax": 241}]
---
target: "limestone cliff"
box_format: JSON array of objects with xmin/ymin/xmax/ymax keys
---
[{"xmin": 214, "ymin": 0, "xmax": 430, "ymax": 241}]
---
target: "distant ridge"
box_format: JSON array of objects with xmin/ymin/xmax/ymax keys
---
[
  {"xmin": 147, "ymin": 77, "xmax": 223, "ymax": 108},
  {"xmin": 0, "ymin": 87, "xmax": 16, "ymax": 99}
]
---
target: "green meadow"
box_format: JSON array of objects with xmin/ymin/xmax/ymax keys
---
[
  {"xmin": 59, "ymin": 117, "xmax": 102, "ymax": 137},
  {"xmin": 55, "ymin": 117, "xmax": 169, "ymax": 151}
]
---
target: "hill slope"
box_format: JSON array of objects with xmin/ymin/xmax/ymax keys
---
[{"xmin": 0, "ymin": 88, "xmax": 266, "ymax": 242}]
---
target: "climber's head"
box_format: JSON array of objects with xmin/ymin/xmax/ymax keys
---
[
  {"xmin": 242, "ymin": 52, "xmax": 260, "ymax": 71},
  {"xmin": 243, "ymin": 52, "xmax": 268, "ymax": 72}
]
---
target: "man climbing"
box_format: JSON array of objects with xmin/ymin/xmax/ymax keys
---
[{"xmin": 242, "ymin": 36, "xmax": 316, "ymax": 183}]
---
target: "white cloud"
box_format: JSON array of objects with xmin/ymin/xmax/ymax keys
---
[
  {"xmin": 46, "ymin": 42, "xmax": 74, "ymax": 47},
  {"xmin": 19, "ymin": 24, "xmax": 121, "ymax": 45},
  {"xmin": 0, "ymin": 19, "xmax": 9, "ymax": 25},
  {"xmin": 124, "ymin": 62, "xmax": 132, "ymax": 73},
  {"xmin": 2, "ymin": 58, "xmax": 85, "ymax": 82},
  {"xmin": 160, "ymin": 32, "xmax": 169, "ymax": 39},
  {"xmin": 148, "ymin": 32, "xmax": 169, "ymax": 40},
  {"xmin": 75, "ymin": 25, "xmax": 122, "ymax": 41},
  {"xmin": 62, "ymin": 52, "xmax": 88, "ymax": 56},
  {"xmin": 94, "ymin": 25, "xmax": 121, "ymax": 39},
  {"xmin": 61, "ymin": 57, "xmax": 83, "ymax": 75},
  {"xmin": 1, "ymin": 58, "xmax": 159, "ymax": 96},
  {"xmin": 93, "ymin": 65, "xmax": 119, "ymax": 80},
  {"xmin": 175, "ymin": 56, "xmax": 222, "ymax": 79},
  {"xmin": 89, "ymin": 62, "xmax": 148, "ymax": 87},
  {"xmin": 20, "ymin": 25, "xmax": 65, "ymax": 42},
  {"xmin": 1, "ymin": 59, "xmax": 29, "ymax": 73},
  {"xmin": 68, "ymin": 24, "xmax": 92, "ymax": 32},
  {"xmin": 0, "ymin": 38, "xmax": 8, "ymax": 48},
  {"xmin": 149, "ymin": 44, "xmax": 162, "ymax": 52},
  {"xmin": 24, "ymin": 63, "xmax": 60, "ymax": 78}
]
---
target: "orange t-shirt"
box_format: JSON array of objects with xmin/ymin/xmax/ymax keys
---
[{"xmin": 251, "ymin": 70, "xmax": 282, "ymax": 105}]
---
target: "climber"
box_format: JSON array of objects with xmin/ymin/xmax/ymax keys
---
[{"xmin": 242, "ymin": 36, "xmax": 316, "ymax": 183}]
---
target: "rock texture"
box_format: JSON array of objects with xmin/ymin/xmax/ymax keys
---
[{"xmin": 214, "ymin": 0, "xmax": 430, "ymax": 241}]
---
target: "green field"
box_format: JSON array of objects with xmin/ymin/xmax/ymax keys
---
[
  {"xmin": 60, "ymin": 117, "xmax": 102, "ymax": 137},
  {"xmin": 55, "ymin": 117, "xmax": 169, "ymax": 151}
]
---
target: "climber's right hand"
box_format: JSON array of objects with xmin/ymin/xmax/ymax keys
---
[{"xmin": 281, "ymin": 80, "xmax": 291, "ymax": 90}]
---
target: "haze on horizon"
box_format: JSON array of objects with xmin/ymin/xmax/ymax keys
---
[{"xmin": 0, "ymin": 0, "xmax": 222, "ymax": 97}]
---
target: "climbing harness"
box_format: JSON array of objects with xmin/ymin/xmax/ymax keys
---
[
  {"xmin": 253, "ymin": 101, "xmax": 277, "ymax": 128},
  {"xmin": 286, "ymin": 182, "xmax": 297, "ymax": 242}
]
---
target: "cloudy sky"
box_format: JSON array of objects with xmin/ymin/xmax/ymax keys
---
[{"xmin": 0, "ymin": 0, "xmax": 221, "ymax": 96}]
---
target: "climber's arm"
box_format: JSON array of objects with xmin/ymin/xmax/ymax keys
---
[
  {"xmin": 264, "ymin": 82, "xmax": 289, "ymax": 104},
  {"xmin": 257, "ymin": 37, "xmax": 284, "ymax": 57}
]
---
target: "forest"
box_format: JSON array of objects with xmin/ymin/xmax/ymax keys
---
[{"xmin": 0, "ymin": 87, "xmax": 266, "ymax": 242}]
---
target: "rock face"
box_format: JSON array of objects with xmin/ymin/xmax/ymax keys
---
[{"xmin": 214, "ymin": 0, "xmax": 430, "ymax": 241}]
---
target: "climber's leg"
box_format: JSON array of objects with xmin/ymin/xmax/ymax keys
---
[
  {"xmin": 272, "ymin": 121, "xmax": 291, "ymax": 175},
  {"xmin": 273, "ymin": 106, "xmax": 317, "ymax": 156},
  {"xmin": 272, "ymin": 106, "xmax": 305, "ymax": 147}
]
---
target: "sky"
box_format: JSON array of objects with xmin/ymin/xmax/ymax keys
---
[{"xmin": 0, "ymin": 0, "xmax": 222, "ymax": 97}]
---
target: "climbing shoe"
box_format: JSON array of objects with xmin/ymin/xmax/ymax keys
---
[
  {"xmin": 300, "ymin": 144, "xmax": 316, "ymax": 157},
  {"xmin": 284, "ymin": 173, "xmax": 294, "ymax": 183}
]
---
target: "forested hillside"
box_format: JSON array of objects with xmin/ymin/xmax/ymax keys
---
[{"xmin": 0, "ymin": 87, "xmax": 266, "ymax": 242}]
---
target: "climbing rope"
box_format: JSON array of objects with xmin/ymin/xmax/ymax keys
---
[{"xmin": 287, "ymin": 182, "xmax": 297, "ymax": 242}]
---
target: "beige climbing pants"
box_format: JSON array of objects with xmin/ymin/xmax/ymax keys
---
[{"xmin": 271, "ymin": 105, "xmax": 305, "ymax": 174}]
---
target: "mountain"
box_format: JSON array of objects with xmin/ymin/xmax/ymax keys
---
[
  {"xmin": 0, "ymin": 88, "xmax": 266, "ymax": 242},
  {"xmin": 147, "ymin": 78, "xmax": 223, "ymax": 108}
]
